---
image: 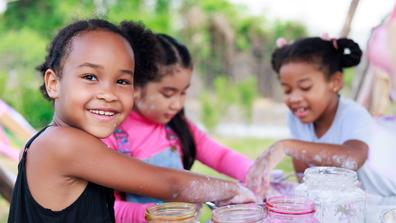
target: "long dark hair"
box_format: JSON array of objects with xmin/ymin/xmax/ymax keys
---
[{"xmin": 157, "ymin": 34, "xmax": 196, "ymax": 170}]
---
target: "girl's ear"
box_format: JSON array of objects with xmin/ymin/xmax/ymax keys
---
[
  {"xmin": 330, "ymin": 71, "xmax": 343, "ymax": 93},
  {"xmin": 44, "ymin": 69, "xmax": 60, "ymax": 99}
]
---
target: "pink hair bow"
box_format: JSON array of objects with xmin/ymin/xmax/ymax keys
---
[{"xmin": 276, "ymin": 37, "xmax": 287, "ymax": 48}]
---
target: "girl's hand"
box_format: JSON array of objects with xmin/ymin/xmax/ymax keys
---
[
  {"xmin": 215, "ymin": 183, "xmax": 259, "ymax": 206},
  {"xmin": 245, "ymin": 141, "xmax": 287, "ymax": 199}
]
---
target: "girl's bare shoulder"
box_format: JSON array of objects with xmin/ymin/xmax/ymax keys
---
[{"xmin": 31, "ymin": 126, "xmax": 105, "ymax": 159}]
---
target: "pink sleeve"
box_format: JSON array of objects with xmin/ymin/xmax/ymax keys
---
[
  {"xmin": 101, "ymin": 134, "xmax": 117, "ymax": 151},
  {"xmin": 113, "ymin": 193, "xmax": 155, "ymax": 223},
  {"xmin": 190, "ymin": 122, "xmax": 253, "ymax": 182}
]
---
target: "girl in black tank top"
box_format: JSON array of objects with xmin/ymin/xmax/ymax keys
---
[
  {"xmin": 8, "ymin": 126, "xmax": 115, "ymax": 223},
  {"xmin": 7, "ymin": 18, "xmax": 257, "ymax": 223}
]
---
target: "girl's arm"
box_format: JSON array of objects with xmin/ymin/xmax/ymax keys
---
[
  {"xmin": 114, "ymin": 199, "xmax": 154, "ymax": 223},
  {"xmin": 47, "ymin": 127, "xmax": 257, "ymax": 204},
  {"xmin": 246, "ymin": 139, "xmax": 368, "ymax": 198},
  {"xmin": 113, "ymin": 192, "xmax": 155, "ymax": 223},
  {"xmin": 281, "ymin": 139, "xmax": 368, "ymax": 170},
  {"xmin": 292, "ymin": 158, "xmax": 309, "ymax": 183},
  {"xmin": 191, "ymin": 122, "xmax": 253, "ymax": 182}
]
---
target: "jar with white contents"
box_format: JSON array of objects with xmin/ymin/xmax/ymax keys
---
[{"xmin": 296, "ymin": 166, "xmax": 366, "ymax": 223}]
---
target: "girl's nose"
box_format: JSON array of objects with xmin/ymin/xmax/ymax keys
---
[
  {"xmin": 287, "ymin": 92, "xmax": 303, "ymax": 103},
  {"xmin": 97, "ymin": 83, "xmax": 117, "ymax": 102},
  {"xmin": 170, "ymin": 97, "xmax": 183, "ymax": 111}
]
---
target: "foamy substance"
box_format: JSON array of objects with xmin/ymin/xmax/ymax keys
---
[{"xmin": 296, "ymin": 167, "xmax": 365, "ymax": 223}]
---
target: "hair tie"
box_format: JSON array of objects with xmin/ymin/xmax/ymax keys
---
[
  {"xmin": 320, "ymin": 33, "xmax": 338, "ymax": 50},
  {"xmin": 331, "ymin": 38, "xmax": 338, "ymax": 49},
  {"xmin": 276, "ymin": 37, "xmax": 287, "ymax": 48}
]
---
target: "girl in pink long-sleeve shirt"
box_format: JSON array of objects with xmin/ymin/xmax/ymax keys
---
[{"xmin": 103, "ymin": 27, "xmax": 257, "ymax": 222}]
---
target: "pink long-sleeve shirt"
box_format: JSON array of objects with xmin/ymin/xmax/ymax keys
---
[{"xmin": 102, "ymin": 111, "xmax": 253, "ymax": 223}]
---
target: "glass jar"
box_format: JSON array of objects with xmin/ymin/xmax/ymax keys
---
[
  {"xmin": 382, "ymin": 208, "xmax": 396, "ymax": 223},
  {"xmin": 145, "ymin": 202, "xmax": 199, "ymax": 223},
  {"xmin": 264, "ymin": 196, "xmax": 319, "ymax": 223},
  {"xmin": 295, "ymin": 167, "xmax": 366, "ymax": 223},
  {"xmin": 211, "ymin": 203, "xmax": 265, "ymax": 223}
]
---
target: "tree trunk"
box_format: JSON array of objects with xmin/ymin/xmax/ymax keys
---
[{"xmin": 339, "ymin": 0, "xmax": 360, "ymax": 37}]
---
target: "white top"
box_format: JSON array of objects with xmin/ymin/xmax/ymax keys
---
[{"xmin": 288, "ymin": 97, "xmax": 396, "ymax": 198}]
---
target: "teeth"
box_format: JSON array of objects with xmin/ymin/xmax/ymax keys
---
[
  {"xmin": 90, "ymin": 109, "xmax": 115, "ymax": 116},
  {"xmin": 297, "ymin": 108, "xmax": 306, "ymax": 112}
]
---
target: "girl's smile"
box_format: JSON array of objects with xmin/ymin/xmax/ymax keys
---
[{"xmin": 279, "ymin": 62, "xmax": 340, "ymax": 127}]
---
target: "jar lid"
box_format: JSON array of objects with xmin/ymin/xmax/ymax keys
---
[
  {"xmin": 145, "ymin": 202, "xmax": 198, "ymax": 221},
  {"xmin": 265, "ymin": 196, "xmax": 316, "ymax": 215},
  {"xmin": 382, "ymin": 208, "xmax": 396, "ymax": 223},
  {"xmin": 211, "ymin": 203, "xmax": 265, "ymax": 223},
  {"xmin": 303, "ymin": 166, "xmax": 357, "ymax": 186}
]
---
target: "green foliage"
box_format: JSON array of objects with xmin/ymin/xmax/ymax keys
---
[
  {"xmin": 0, "ymin": 29, "xmax": 51, "ymax": 128},
  {"xmin": 3, "ymin": 0, "xmax": 64, "ymax": 33},
  {"xmin": 199, "ymin": 92, "xmax": 221, "ymax": 132},
  {"xmin": 199, "ymin": 76, "xmax": 237, "ymax": 131},
  {"xmin": 199, "ymin": 76, "xmax": 258, "ymax": 130},
  {"xmin": 107, "ymin": 0, "xmax": 174, "ymax": 33},
  {"xmin": 236, "ymin": 77, "xmax": 257, "ymax": 122},
  {"xmin": 268, "ymin": 20, "xmax": 307, "ymax": 53},
  {"xmin": 0, "ymin": 29, "xmax": 46, "ymax": 70},
  {"xmin": 343, "ymin": 68, "xmax": 355, "ymax": 88},
  {"xmin": 0, "ymin": 0, "xmax": 309, "ymax": 130},
  {"xmin": 236, "ymin": 16, "xmax": 267, "ymax": 51},
  {"xmin": 0, "ymin": 71, "xmax": 7, "ymax": 97}
]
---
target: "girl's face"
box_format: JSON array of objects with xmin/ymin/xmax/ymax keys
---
[
  {"xmin": 279, "ymin": 62, "xmax": 342, "ymax": 124},
  {"xmin": 134, "ymin": 66, "xmax": 192, "ymax": 124},
  {"xmin": 46, "ymin": 30, "xmax": 135, "ymax": 138}
]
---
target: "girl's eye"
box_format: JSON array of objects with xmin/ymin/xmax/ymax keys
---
[
  {"xmin": 162, "ymin": 90, "xmax": 175, "ymax": 98},
  {"xmin": 300, "ymin": 86, "xmax": 312, "ymax": 91},
  {"xmin": 162, "ymin": 93, "xmax": 173, "ymax": 98},
  {"xmin": 82, "ymin": 74, "xmax": 97, "ymax": 81},
  {"xmin": 117, "ymin": 79, "xmax": 132, "ymax": 85}
]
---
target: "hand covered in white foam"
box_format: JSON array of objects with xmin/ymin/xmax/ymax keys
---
[
  {"xmin": 245, "ymin": 141, "xmax": 287, "ymax": 199},
  {"xmin": 215, "ymin": 183, "xmax": 260, "ymax": 206}
]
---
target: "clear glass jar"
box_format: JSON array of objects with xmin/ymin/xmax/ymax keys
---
[
  {"xmin": 264, "ymin": 196, "xmax": 319, "ymax": 223},
  {"xmin": 145, "ymin": 202, "xmax": 199, "ymax": 223},
  {"xmin": 211, "ymin": 203, "xmax": 266, "ymax": 223},
  {"xmin": 296, "ymin": 167, "xmax": 366, "ymax": 223},
  {"xmin": 382, "ymin": 208, "xmax": 396, "ymax": 223}
]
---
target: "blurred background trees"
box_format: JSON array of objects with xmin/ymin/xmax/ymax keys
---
[{"xmin": 0, "ymin": 0, "xmax": 307, "ymax": 129}]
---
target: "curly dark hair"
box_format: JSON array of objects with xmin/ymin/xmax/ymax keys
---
[
  {"xmin": 37, "ymin": 19, "xmax": 128, "ymax": 100},
  {"xmin": 38, "ymin": 19, "xmax": 159, "ymax": 101},
  {"xmin": 119, "ymin": 20, "xmax": 160, "ymax": 88},
  {"xmin": 271, "ymin": 37, "xmax": 362, "ymax": 79}
]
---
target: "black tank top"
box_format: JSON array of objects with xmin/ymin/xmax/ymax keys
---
[{"xmin": 8, "ymin": 126, "xmax": 115, "ymax": 223}]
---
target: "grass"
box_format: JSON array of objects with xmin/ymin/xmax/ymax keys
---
[{"xmin": 0, "ymin": 136, "xmax": 293, "ymax": 222}]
